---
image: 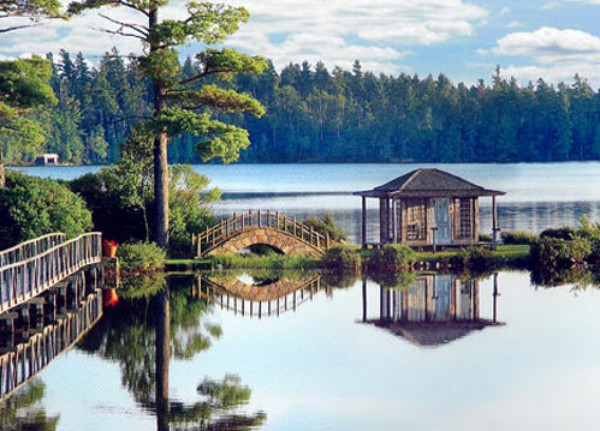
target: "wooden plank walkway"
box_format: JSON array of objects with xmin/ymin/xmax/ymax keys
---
[{"xmin": 0, "ymin": 233, "xmax": 102, "ymax": 315}]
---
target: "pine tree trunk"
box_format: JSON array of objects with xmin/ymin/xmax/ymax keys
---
[
  {"xmin": 0, "ymin": 163, "xmax": 5, "ymax": 188},
  {"xmin": 153, "ymin": 128, "xmax": 169, "ymax": 247},
  {"xmin": 150, "ymin": 7, "xmax": 170, "ymax": 248}
]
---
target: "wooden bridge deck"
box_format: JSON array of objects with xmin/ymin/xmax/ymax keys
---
[
  {"xmin": 0, "ymin": 232, "xmax": 103, "ymax": 315},
  {"xmin": 195, "ymin": 210, "xmax": 330, "ymax": 257}
]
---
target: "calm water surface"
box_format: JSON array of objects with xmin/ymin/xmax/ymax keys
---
[
  {"xmin": 18, "ymin": 162, "xmax": 600, "ymax": 242},
  {"xmin": 4, "ymin": 270, "xmax": 600, "ymax": 430}
]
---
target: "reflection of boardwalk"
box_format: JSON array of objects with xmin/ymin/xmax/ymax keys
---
[
  {"xmin": 364, "ymin": 274, "xmax": 502, "ymax": 347},
  {"xmin": 0, "ymin": 277, "xmax": 103, "ymax": 400},
  {"xmin": 199, "ymin": 274, "xmax": 322, "ymax": 318}
]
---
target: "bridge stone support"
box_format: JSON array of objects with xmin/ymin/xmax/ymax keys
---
[{"xmin": 205, "ymin": 227, "xmax": 323, "ymax": 257}]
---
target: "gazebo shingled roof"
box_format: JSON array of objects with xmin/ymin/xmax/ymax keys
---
[
  {"xmin": 368, "ymin": 320, "xmax": 501, "ymax": 347},
  {"xmin": 355, "ymin": 168, "xmax": 505, "ymax": 199}
]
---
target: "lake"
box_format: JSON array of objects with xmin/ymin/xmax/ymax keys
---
[
  {"xmin": 17, "ymin": 162, "xmax": 600, "ymax": 243},
  {"xmin": 4, "ymin": 162, "xmax": 599, "ymax": 429},
  {"xmin": 3, "ymin": 269, "xmax": 600, "ymax": 430}
]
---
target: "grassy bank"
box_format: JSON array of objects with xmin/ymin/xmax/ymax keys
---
[{"xmin": 165, "ymin": 244, "xmax": 531, "ymax": 272}]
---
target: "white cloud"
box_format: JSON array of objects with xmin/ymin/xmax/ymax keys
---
[
  {"xmin": 506, "ymin": 21, "xmax": 523, "ymax": 29},
  {"xmin": 0, "ymin": 0, "xmax": 489, "ymax": 74},
  {"xmin": 482, "ymin": 27, "xmax": 600, "ymax": 85},
  {"xmin": 490, "ymin": 27, "xmax": 600, "ymax": 64},
  {"xmin": 499, "ymin": 7, "xmax": 510, "ymax": 16},
  {"xmin": 542, "ymin": 0, "xmax": 600, "ymax": 8}
]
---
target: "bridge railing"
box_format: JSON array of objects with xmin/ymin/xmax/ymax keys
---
[
  {"xmin": 0, "ymin": 232, "xmax": 102, "ymax": 314},
  {"xmin": 200, "ymin": 275, "xmax": 322, "ymax": 318},
  {"xmin": 197, "ymin": 210, "xmax": 328, "ymax": 254},
  {"xmin": 0, "ymin": 233, "xmax": 66, "ymax": 268}
]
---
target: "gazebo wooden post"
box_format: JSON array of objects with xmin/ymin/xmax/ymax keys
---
[
  {"xmin": 492, "ymin": 195, "xmax": 499, "ymax": 250},
  {"xmin": 379, "ymin": 198, "xmax": 389, "ymax": 245},
  {"xmin": 361, "ymin": 196, "xmax": 367, "ymax": 249},
  {"xmin": 392, "ymin": 199, "xmax": 398, "ymax": 244}
]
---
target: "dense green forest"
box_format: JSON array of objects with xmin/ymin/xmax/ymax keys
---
[{"xmin": 14, "ymin": 49, "xmax": 600, "ymax": 165}]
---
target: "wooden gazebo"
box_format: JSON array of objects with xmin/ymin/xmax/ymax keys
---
[{"xmin": 355, "ymin": 168, "xmax": 505, "ymax": 248}]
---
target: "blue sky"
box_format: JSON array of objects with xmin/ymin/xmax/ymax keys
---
[{"xmin": 2, "ymin": 0, "xmax": 600, "ymax": 87}]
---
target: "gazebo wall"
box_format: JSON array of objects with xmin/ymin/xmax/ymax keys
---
[{"xmin": 380, "ymin": 196, "xmax": 480, "ymax": 246}]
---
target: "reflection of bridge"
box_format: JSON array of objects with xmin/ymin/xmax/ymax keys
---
[
  {"xmin": 363, "ymin": 273, "xmax": 502, "ymax": 347},
  {"xmin": 195, "ymin": 211, "xmax": 330, "ymax": 257},
  {"xmin": 0, "ymin": 233, "xmax": 102, "ymax": 314},
  {"xmin": 0, "ymin": 272, "xmax": 104, "ymax": 400},
  {"xmin": 198, "ymin": 274, "xmax": 322, "ymax": 318}
]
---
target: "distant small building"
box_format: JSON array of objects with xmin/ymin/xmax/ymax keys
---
[
  {"xmin": 354, "ymin": 168, "xmax": 505, "ymax": 248},
  {"xmin": 35, "ymin": 153, "xmax": 59, "ymax": 166}
]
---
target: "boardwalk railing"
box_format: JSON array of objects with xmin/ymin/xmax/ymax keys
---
[
  {"xmin": 0, "ymin": 233, "xmax": 102, "ymax": 314},
  {"xmin": 196, "ymin": 210, "xmax": 329, "ymax": 256},
  {"xmin": 0, "ymin": 288, "xmax": 103, "ymax": 400},
  {"xmin": 0, "ymin": 233, "xmax": 66, "ymax": 268}
]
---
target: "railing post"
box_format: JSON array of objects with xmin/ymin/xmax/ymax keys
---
[{"xmin": 258, "ymin": 210, "xmax": 262, "ymax": 228}]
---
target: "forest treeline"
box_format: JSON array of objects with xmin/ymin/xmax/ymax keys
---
[{"xmin": 11, "ymin": 49, "xmax": 600, "ymax": 165}]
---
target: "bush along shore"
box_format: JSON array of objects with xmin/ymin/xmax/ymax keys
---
[{"xmin": 166, "ymin": 243, "xmax": 531, "ymax": 273}]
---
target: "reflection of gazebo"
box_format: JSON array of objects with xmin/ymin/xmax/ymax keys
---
[
  {"xmin": 354, "ymin": 168, "xmax": 505, "ymax": 248},
  {"xmin": 362, "ymin": 274, "xmax": 501, "ymax": 347}
]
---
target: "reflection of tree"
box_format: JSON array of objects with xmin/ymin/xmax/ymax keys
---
[
  {"xmin": 79, "ymin": 274, "xmax": 266, "ymax": 429},
  {"xmin": 531, "ymin": 266, "xmax": 600, "ymax": 291},
  {"xmin": 0, "ymin": 379, "xmax": 59, "ymax": 431},
  {"xmin": 367, "ymin": 270, "xmax": 417, "ymax": 290},
  {"xmin": 161, "ymin": 375, "xmax": 266, "ymax": 431},
  {"xmin": 78, "ymin": 275, "xmax": 222, "ymax": 405}
]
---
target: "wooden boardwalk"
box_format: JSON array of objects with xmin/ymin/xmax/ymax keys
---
[
  {"xmin": 0, "ymin": 233, "xmax": 102, "ymax": 314},
  {"xmin": 195, "ymin": 210, "xmax": 330, "ymax": 257}
]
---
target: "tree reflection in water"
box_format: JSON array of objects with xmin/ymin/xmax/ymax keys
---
[
  {"xmin": 79, "ymin": 274, "xmax": 265, "ymax": 430},
  {"xmin": 0, "ymin": 379, "xmax": 59, "ymax": 431}
]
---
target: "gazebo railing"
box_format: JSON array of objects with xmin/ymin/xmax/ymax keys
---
[{"xmin": 0, "ymin": 232, "xmax": 102, "ymax": 314}]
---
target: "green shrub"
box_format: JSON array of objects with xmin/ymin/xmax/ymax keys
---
[
  {"xmin": 369, "ymin": 244, "xmax": 416, "ymax": 270},
  {"xmin": 320, "ymin": 246, "xmax": 360, "ymax": 271},
  {"xmin": 0, "ymin": 171, "xmax": 93, "ymax": 248},
  {"xmin": 302, "ymin": 213, "xmax": 348, "ymax": 243},
  {"xmin": 455, "ymin": 246, "xmax": 494, "ymax": 271},
  {"xmin": 530, "ymin": 237, "xmax": 591, "ymax": 268},
  {"xmin": 540, "ymin": 227, "xmax": 577, "ymax": 240},
  {"xmin": 117, "ymin": 242, "xmax": 166, "ymax": 273},
  {"xmin": 578, "ymin": 215, "xmax": 600, "ymax": 264},
  {"xmin": 478, "ymin": 232, "xmax": 493, "ymax": 242},
  {"xmin": 501, "ymin": 230, "xmax": 538, "ymax": 245},
  {"xmin": 209, "ymin": 253, "xmax": 318, "ymax": 270}
]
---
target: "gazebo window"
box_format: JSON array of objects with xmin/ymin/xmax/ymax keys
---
[
  {"xmin": 406, "ymin": 199, "xmax": 427, "ymax": 240},
  {"xmin": 458, "ymin": 198, "xmax": 474, "ymax": 239}
]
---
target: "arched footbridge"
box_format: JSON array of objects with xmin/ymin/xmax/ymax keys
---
[{"xmin": 194, "ymin": 211, "xmax": 331, "ymax": 258}]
